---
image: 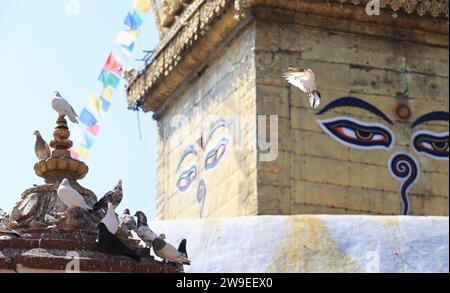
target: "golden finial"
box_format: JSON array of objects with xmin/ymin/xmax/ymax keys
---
[{"xmin": 34, "ymin": 115, "xmax": 89, "ymax": 183}]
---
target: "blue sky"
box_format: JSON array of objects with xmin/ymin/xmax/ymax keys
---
[{"xmin": 0, "ymin": 0, "xmax": 159, "ymax": 219}]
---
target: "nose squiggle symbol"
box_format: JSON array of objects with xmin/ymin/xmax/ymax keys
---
[
  {"xmin": 388, "ymin": 153, "xmax": 420, "ymax": 215},
  {"xmin": 196, "ymin": 179, "xmax": 207, "ymax": 218}
]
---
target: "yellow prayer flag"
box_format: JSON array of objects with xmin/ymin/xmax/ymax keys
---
[
  {"xmin": 101, "ymin": 87, "xmax": 114, "ymax": 101},
  {"xmin": 77, "ymin": 145, "xmax": 90, "ymax": 160},
  {"xmin": 128, "ymin": 29, "xmax": 140, "ymax": 38},
  {"xmin": 133, "ymin": 0, "xmax": 151, "ymax": 13},
  {"xmin": 87, "ymin": 93, "xmax": 102, "ymax": 114}
]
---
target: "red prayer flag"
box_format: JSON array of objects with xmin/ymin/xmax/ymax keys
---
[
  {"xmin": 88, "ymin": 123, "xmax": 101, "ymax": 136},
  {"xmin": 103, "ymin": 52, "xmax": 122, "ymax": 76}
]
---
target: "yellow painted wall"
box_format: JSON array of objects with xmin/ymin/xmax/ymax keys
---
[
  {"xmin": 255, "ymin": 20, "xmax": 449, "ymax": 216},
  {"xmin": 156, "ymin": 17, "xmax": 448, "ymax": 219},
  {"xmin": 156, "ymin": 23, "xmax": 258, "ymax": 219}
]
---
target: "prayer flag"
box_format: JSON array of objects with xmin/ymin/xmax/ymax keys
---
[
  {"xmin": 79, "ymin": 108, "xmax": 97, "ymax": 128},
  {"xmin": 98, "ymin": 70, "xmax": 120, "ymax": 88},
  {"xmin": 103, "ymin": 52, "xmax": 122, "ymax": 76},
  {"xmin": 77, "ymin": 144, "xmax": 90, "ymax": 160},
  {"xmin": 133, "ymin": 0, "xmax": 151, "ymax": 13},
  {"xmin": 124, "ymin": 11, "xmax": 144, "ymax": 29},
  {"xmin": 116, "ymin": 30, "xmax": 136, "ymax": 47},
  {"xmin": 88, "ymin": 123, "xmax": 101, "ymax": 136},
  {"xmin": 101, "ymin": 87, "xmax": 114, "ymax": 101}
]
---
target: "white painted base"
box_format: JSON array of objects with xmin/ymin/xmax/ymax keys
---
[{"xmin": 148, "ymin": 215, "xmax": 449, "ymax": 273}]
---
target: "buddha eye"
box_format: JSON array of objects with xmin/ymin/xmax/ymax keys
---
[
  {"xmin": 412, "ymin": 131, "xmax": 449, "ymax": 161},
  {"xmin": 176, "ymin": 165, "xmax": 197, "ymax": 192},
  {"xmin": 205, "ymin": 137, "xmax": 229, "ymax": 171},
  {"xmin": 317, "ymin": 117, "xmax": 394, "ymax": 151}
]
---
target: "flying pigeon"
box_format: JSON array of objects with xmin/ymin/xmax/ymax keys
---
[
  {"xmin": 57, "ymin": 178, "xmax": 92, "ymax": 210},
  {"xmin": 119, "ymin": 208, "xmax": 137, "ymax": 232},
  {"xmin": 283, "ymin": 67, "xmax": 321, "ymax": 108},
  {"xmin": 33, "ymin": 130, "xmax": 51, "ymax": 161},
  {"xmin": 97, "ymin": 223, "xmax": 140, "ymax": 262},
  {"xmin": 152, "ymin": 237, "xmax": 191, "ymax": 265},
  {"xmin": 93, "ymin": 180, "xmax": 123, "ymax": 212},
  {"xmin": 0, "ymin": 222, "xmax": 21, "ymax": 237},
  {"xmin": 134, "ymin": 211, "xmax": 159, "ymax": 246},
  {"xmin": 51, "ymin": 91, "xmax": 79, "ymax": 123},
  {"xmin": 101, "ymin": 202, "xmax": 119, "ymax": 235}
]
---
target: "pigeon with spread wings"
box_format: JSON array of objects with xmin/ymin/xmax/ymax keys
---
[
  {"xmin": 93, "ymin": 180, "xmax": 123, "ymax": 212},
  {"xmin": 283, "ymin": 67, "xmax": 321, "ymax": 108}
]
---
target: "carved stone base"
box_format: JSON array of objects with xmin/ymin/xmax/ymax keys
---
[{"xmin": 10, "ymin": 181, "xmax": 98, "ymax": 230}]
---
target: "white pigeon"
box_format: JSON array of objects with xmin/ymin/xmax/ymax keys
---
[
  {"xmin": 283, "ymin": 67, "xmax": 321, "ymax": 108},
  {"xmin": 152, "ymin": 237, "xmax": 191, "ymax": 265},
  {"xmin": 101, "ymin": 202, "xmax": 119, "ymax": 235},
  {"xmin": 51, "ymin": 91, "xmax": 79, "ymax": 123},
  {"xmin": 57, "ymin": 178, "xmax": 92, "ymax": 210}
]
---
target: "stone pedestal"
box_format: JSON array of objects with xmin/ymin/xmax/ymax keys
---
[{"xmin": 0, "ymin": 229, "xmax": 180, "ymax": 273}]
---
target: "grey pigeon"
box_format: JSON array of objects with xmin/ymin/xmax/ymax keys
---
[
  {"xmin": 52, "ymin": 91, "xmax": 79, "ymax": 123},
  {"xmin": 119, "ymin": 208, "xmax": 137, "ymax": 232},
  {"xmin": 134, "ymin": 211, "xmax": 158, "ymax": 244},
  {"xmin": 33, "ymin": 130, "xmax": 51, "ymax": 160},
  {"xmin": 283, "ymin": 67, "xmax": 321, "ymax": 108},
  {"xmin": 93, "ymin": 180, "xmax": 123, "ymax": 212},
  {"xmin": 97, "ymin": 223, "xmax": 140, "ymax": 262},
  {"xmin": 57, "ymin": 178, "xmax": 92, "ymax": 210},
  {"xmin": 152, "ymin": 237, "xmax": 191, "ymax": 265}
]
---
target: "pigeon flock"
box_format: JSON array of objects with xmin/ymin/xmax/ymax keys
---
[
  {"xmin": 54, "ymin": 178, "xmax": 191, "ymax": 264},
  {"xmin": 3, "ymin": 91, "xmax": 192, "ymax": 266}
]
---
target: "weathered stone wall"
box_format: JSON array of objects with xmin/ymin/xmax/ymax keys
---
[
  {"xmin": 154, "ymin": 5, "xmax": 448, "ymax": 218},
  {"xmin": 255, "ymin": 19, "xmax": 449, "ymax": 216},
  {"xmin": 156, "ymin": 23, "xmax": 258, "ymax": 219}
]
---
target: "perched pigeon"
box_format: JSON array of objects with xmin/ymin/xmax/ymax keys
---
[
  {"xmin": 119, "ymin": 208, "xmax": 137, "ymax": 232},
  {"xmin": 178, "ymin": 239, "xmax": 188, "ymax": 259},
  {"xmin": 283, "ymin": 67, "xmax": 321, "ymax": 108},
  {"xmin": 134, "ymin": 211, "xmax": 158, "ymax": 244},
  {"xmin": 101, "ymin": 202, "xmax": 119, "ymax": 235},
  {"xmin": 93, "ymin": 180, "xmax": 123, "ymax": 212},
  {"xmin": 170, "ymin": 239, "xmax": 189, "ymax": 270},
  {"xmin": 33, "ymin": 130, "xmax": 51, "ymax": 161},
  {"xmin": 57, "ymin": 178, "xmax": 92, "ymax": 210},
  {"xmin": 97, "ymin": 223, "xmax": 140, "ymax": 262},
  {"xmin": 152, "ymin": 237, "xmax": 191, "ymax": 265},
  {"xmin": 0, "ymin": 222, "xmax": 21, "ymax": 237},
  {"xmin": 120, "ymin": 67, "xmax": 138, "ymax": 83},
  {"xmin": 51, "ymin": 91, "xmax": 79, "ymax": 123}
]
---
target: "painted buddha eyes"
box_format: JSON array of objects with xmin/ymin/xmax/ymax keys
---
[
  {"xmin": 317, "ymin": 117, "xmax": 394, "ymax": 151},
  {"xmin": 176, "ymin": 165, "xmax": 197, "ymax": 192},
  {"xmin": 205, "ymin": 137, "xmax": 229, "ymax": 171},
  {"xmin": 176, "ymin": 137, "xmax": 229, "ymax": 192},
  {"xmin": 412, "ymin": 131, "xmax": 449, "ymax": 160}
]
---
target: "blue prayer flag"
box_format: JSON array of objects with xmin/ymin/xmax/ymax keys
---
[{"xmin": 79, "ymin": 108, "xmax": 98, "ymax": 128}]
